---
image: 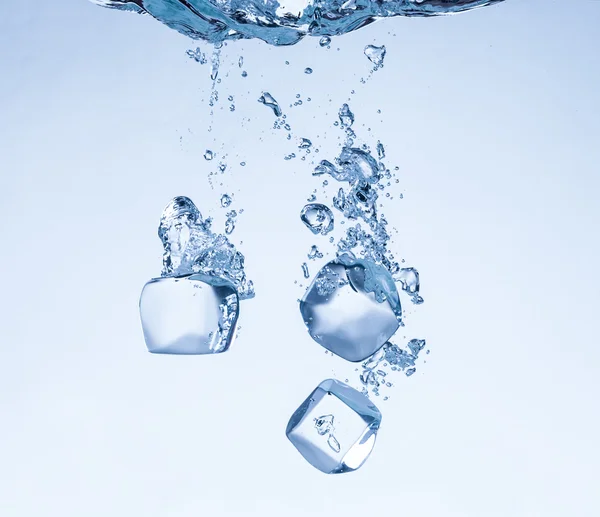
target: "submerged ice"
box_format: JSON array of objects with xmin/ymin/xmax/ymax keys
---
[
  {"xmin": 140, "ymin": 273, "xmax": 239, "ymax": 354},
  {"xmin": 139, "ymin": 196, "xmax": 253, "ymax": 355},
  {"xmin": 92, "ymin": 0, "xmax": 505, "ymax": 46},
  {"xmin": 286, "ymin": 379, "xmax": 381, "ymax": 474},
  {"xmin": 300, "ymin": 255, "xmax": 402, "ymax": 362}
]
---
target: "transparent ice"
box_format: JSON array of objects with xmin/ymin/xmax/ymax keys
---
[
  {"xmin": 139, "ymin": 273, "xmax": 239, "ymax": 354},
  {"xmin": 300, "ymin": 254, "xmax": 401, "ymax": 362},
  {"xmin": 286, "ymin": 379, "xmax": 381, "ymax": 474}
]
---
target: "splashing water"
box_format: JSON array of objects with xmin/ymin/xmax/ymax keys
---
[
  {"xmin": 158, "ymin": 196, "xmax": 254, "ymax": 299},
  {"xmin": 364, "ymin": 45, "xmax": 386, "ymax": 69},
  {"xmin": 359, "ymin": 339, "xmax": 427, "ymax": 397},
  {"xmin": 300, "ymin": 203, "xmax": 335, "ymax": 235},
  {"xmin": 92, "ymin": 1, "xmax": 505, "ymax": 46}
]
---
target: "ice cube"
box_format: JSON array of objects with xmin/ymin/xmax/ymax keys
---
[
  {"xmin": 286, "ymin": 379, "xmax": 381, "ymax": 474},
  {"xmin": 139, "ymin": 273, "xmax": 239, "ymax": 355},
  {"xmin": 299, "ymin": 256, "xmax": 401, "ymax": 362}
]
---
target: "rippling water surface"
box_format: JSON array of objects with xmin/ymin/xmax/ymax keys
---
[{"xmin": 92, "ymin": 0, "xmax": 505, "ymax": 45}]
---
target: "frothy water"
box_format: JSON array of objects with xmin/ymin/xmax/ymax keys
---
[
  {"xmin": 92, "ymin": 0, "xmax": 505, "ymax": 46},
  {"xmin": 158, "ymin": 196, "xmax": 254, "ymax": 299}
]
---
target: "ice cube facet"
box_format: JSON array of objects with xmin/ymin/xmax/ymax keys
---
[
  {"xmin": 139, "ymin": 273, "xmax": 239, "ymax": 355},
  {"xmin": 286, "ymin": 379, "xmax": 381, "ymax": 474},
  {"xmin": 299, "ymin": 257, "xmax": 401, "ymax": 362}
]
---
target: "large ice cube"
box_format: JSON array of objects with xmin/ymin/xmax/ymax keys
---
[
  {"xmin": 299, "ymin": 256, "xmax": 401, "ymax": 362},
  {"xmin": 139, "ymin": 273, "xmax": 239, "ymax": 355},
  {"xmin": 286, "ymin": 379, "xmax": 381, "ymax": 474}
]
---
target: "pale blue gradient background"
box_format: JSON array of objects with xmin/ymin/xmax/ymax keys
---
[{"xmin": 1, "ymin": 1, "xmax": 599, "ymax": 516}]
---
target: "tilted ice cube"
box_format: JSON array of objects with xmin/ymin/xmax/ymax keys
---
[
  {"xmin": 299, "ymin": 255, "xmax": 401, "ymax": 362},
  {"xmin": 158, "ymin": 196, "xmax": 254, "ymax": 300},
  {"xmin": 286, "ymin": 379, "xmax": 382, "ymax": 474},
  {"xmin": 139, "ymin": 273, "xmax": 239, "ymax": 355}
]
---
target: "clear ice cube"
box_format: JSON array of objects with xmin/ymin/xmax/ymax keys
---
[
  {"xmin": 299, "ymin": 256, "xmax": 401, "ymax": 362},
  {"xmin": 139, "ymin": 273, "xmax": 239, "ymax": 355},
  {"xmin": 286, "ymin": 379, "xmax": 381, "ymax": 474}
]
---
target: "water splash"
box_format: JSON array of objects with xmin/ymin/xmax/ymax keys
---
[
  {"xmin": 158, "ymin": 196, "xmax": 254, "ymax": 299},
  {"xmin": 92, "ymin": 1, "xmax": 506, "ymax": 47},
  {"xmin": 359, "ymin": 339, "xmax": 427, "ymax": 397}
]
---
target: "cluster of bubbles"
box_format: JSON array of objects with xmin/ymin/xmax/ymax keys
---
[{"xmin": 159, "ymin": 196, "xmax": 255, "ymax": 299}]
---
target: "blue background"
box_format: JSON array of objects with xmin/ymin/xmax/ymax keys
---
[{"xmin": 1, "ymin": 1, "xmax": 599, "ymax": 515}]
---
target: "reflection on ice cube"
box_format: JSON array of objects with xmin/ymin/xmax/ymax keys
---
[
  {"xmin": 286, "ymin": 379, "xmax": 381, "ymax": 474},
  {"xmin": 139, "ymin": 273, "xmax": 239, "ymax": 355},
  {"xmin": 299, "ymin": 256, "xmax": 401, "ymax": 362}
]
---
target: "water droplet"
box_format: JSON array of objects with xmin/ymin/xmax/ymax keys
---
[
  {"xmin": 220, "ymin": 194, "xmax": 232, "ymax": 208},
  {"xmin": 364, "ymin": 44, "xmax": 386, "ymax": 69},
  {"xmin": 304, "ymin": 67, "xmax": 313, "ymax": 74},
  {"xmin": 308, "ymin": 245, "xmax": 324, "ymax": 260},
  {"xmin": 338, "ymin": 103, "xmax": 354, "ymax": 128},
  {"xmin": 186, "ymin": 47, "xmax": 207, "ymax": 64},
  {"xmin": 299, "ymin": 138, "xmax": 312, "ymax": 149},
  {"xmin": 258, "ymin": 92, "xmax": 282, "ymax": 117},
  {"xmin": 395, "ymin": 267, "xmax": 424, "ymax": 304},
  {"xmin": 319, "ymin": 36, "xmax": 331, "ymax": 47},
  {"xmin": 204, "ymin": 150, "xmax": 214, "ymax": 160},
  {"xmin": 302, "ymin": 262, "xmax": 310, "ymax": 279}
]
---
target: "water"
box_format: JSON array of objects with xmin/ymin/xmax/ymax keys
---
[
  {"xmin": 299, "ymin": 255, "xmax": 401, "ymax": 362},
  {"xmin": 358, "ymin": 339, "xmax": 427, "ymax": 397},
  {"xmin": 92, "ymin": 0, "xmax": 505, "ymax": 46},
  {"xmin": 300, "ymin": 203, "xmax": 335, "ymax": 235},
  {"xmin": 89, "ymin": 0, "xmax": 505, "ymax": 474},
  {"xmin": 158, "ymin": 196, "xmax": 254, "ymax": 300},
  {"xmin": 396, "ymin": 267, "xmax": 424, "ymax": 305},
  {"xmin": 338, "ymin": 104, "xmax": 354, "ymax": 129},
  {"xmin": 364, "ymin": 45, "xmax": 386, "ymax": 69},
  {"xmin": 220, "ymin": 194, "xmax": 232, "ymax": 208},
  {"xmin": 139, "ymin": 273, "xmax": 239, "ymax": 354},
  {"xmin": 307, "ymin": 245, "xmax": 323, "ymax": 260},
  {"xmin": 286, "ymin": 379, "xmax": 381, "ymax": 474}
]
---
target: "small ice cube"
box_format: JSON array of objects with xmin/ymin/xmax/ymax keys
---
[
  {"xmin": 139, "ymin": 273, "xmax": 239, "ymax": 355},
  {"xmin": 286, "ymin": 379, "xmax": 381, "ymax": 474},
  {"xmin": 299, "ymin": 255, "xmax": 401, "ymax": 362}
]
